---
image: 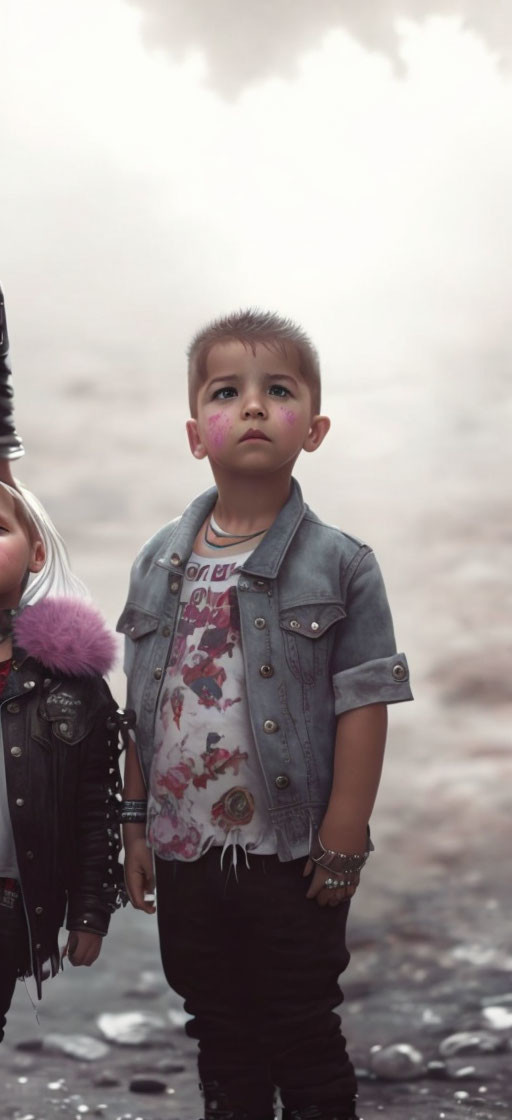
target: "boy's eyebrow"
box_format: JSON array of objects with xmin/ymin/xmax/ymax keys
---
[{"xmin": 205, "ymin": 371, "xmax": 300, "ymax": 388}]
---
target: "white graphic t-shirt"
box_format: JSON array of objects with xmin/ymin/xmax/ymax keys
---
[{"xmin": 147, "ymin": 550, "xmax": 277, "ymax": 862}]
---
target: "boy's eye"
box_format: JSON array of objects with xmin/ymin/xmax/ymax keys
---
[
  {"xmin": 268, "ymin": 384, "xmax": 291, "ymax": 398},
  {"xmin": 212, "ymin": 386, "xmax": 237, "ymax": 400}
]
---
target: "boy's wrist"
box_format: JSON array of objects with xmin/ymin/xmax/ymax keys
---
[
  {"xmin": 320, "ymin": 812, "xmax": 369, "ymax": 854},
  {"xmin": 122, "ymin": 821, "xmax": 147, "ymax": 841}
]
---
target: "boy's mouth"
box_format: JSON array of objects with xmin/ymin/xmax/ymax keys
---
[{"xmin": 239, "ymin": 429, "xmax": 271, "ymax": 442}]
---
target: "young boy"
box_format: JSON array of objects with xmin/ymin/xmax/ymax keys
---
[{"xmin": 118, "ymin": 310, "xmax": 413, "ymax": 1120}]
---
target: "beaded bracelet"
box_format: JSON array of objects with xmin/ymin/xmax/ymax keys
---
[{"xmin": 120, "ymin": 798, "xmax": 147, "ymax": 824}]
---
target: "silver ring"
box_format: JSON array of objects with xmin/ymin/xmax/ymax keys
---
[{"xmin": 324, "ymin": 877, "xmax": 340, "ymax": 890}]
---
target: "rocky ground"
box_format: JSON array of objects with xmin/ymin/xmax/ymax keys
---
[{"xmin": 1, "ymin": 876, "xmax": 511, "ymax": 1120}]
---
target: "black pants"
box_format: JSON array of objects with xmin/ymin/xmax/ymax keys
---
[
  {"xmin": 0, "ymin": 880, "xmax": 30, "ymax": 1044},
  {"xmin": 156, "ymin": 849, "xmax": 358, "ymax": 1118}
]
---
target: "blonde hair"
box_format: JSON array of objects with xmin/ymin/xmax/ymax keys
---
[
  {"xmin": 187, "ymin": 308, "xmax": 322, "ymax": 417},
  {"xmin": 0, "ymin": 482, "xmax": 89, "ymax": 606}
]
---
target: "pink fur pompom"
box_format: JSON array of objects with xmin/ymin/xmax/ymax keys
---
[{"xmin": 13, "ymin": 597, "xmax": 118, "ymax": 677}]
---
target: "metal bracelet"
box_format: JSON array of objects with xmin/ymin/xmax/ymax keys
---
[
  {"xmin": 121, "ymin": 812, "xmax": 147, "ymax": 824},
  {"xmin": 310, "ymin": 831, "xmax": 371, "ymax": 875},
  {"xmin": 120, "ymin": 798, "xmax": 147, "ymax": 824}
]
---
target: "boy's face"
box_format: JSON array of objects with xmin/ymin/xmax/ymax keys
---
[
  {"xmin": 0, "ymin": 489, "xmax": 45, "ymax": 609},
  {"xmin": 187, "ymin": 340, "xmax": 329, "ymax": 477}
]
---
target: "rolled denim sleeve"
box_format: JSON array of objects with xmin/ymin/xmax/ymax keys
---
[{"xmin": 332, "ymin": 548, "xmax": 413, "ymax": 714}]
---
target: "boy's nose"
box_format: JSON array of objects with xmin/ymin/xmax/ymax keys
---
[
  {"xmin": 242, "ymin": 393, "xmax": 267, "ymax": 418},
  {"xmin": 243, "ymin": 402, "xmax": 265, "ymax": 417}
]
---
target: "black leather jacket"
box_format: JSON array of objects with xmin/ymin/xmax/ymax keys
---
[
  {"xmin": 2, "ymin": 604, "xmax": 125, "ymax": 996},
  {"xmin": 0, "ymin": 284, "xmax": 24, "ymax": 459}
]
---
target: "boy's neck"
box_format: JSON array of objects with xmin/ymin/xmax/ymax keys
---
[{"xmin": 211, "ymin": 466, "xmax": 293, "ymax": 531}]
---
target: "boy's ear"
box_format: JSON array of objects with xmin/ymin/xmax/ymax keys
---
[
  {"xmin": 303, "ymin": 414, "xmax": 331, "ymax": 454},
  {"xmin": 186, "ymin": 419, "xmax": 208, "ymax": 460},
  {"xmin": 28, "ymin": 539, "xmax": 46, "ymax": 573}
]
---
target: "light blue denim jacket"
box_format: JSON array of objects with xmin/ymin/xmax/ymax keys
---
[{"xmin": 117, "ymin": 478, "xmax": 413, "ymax": 860}]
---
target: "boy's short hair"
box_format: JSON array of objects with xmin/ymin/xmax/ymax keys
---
[{"xmin": 187, "ymin": 308, "xmax": 321, "ymax": 416}]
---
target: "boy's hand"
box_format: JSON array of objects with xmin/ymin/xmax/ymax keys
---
[
  {"xmin": 64, "ymin": 930, "xmax": 103, "ymax": 966},
  {"xmin": 124, "ymin": 836, "xmax": 156, "ymax": 914},
  {"xmin": 303, "ymin": 859, "xmax": 360, "ymax": 907}
]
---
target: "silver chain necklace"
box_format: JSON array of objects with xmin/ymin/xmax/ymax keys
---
[
  {"xmin": 204, "ymin": 513, "xmax": 268, "ymax": 551},
  {"xmin": 209, "ymin": 511, "xmax": 269, "ymax": 539}
]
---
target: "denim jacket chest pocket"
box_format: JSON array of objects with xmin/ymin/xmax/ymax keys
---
[
  {"xmin": 279, "ymin": 601, "xmax": 346, "ymax": 685},
  {"xmin": 117, "ymin": 603, "xmax": 161, "ymax": 680}
]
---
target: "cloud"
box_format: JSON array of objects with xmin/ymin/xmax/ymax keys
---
[{"xmin": 127, "ymin": 0, "xmax": 512, "ymax": 95}]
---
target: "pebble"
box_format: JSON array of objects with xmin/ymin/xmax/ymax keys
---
[
  {"xmin": 482, "ymin": 1005, "xmax": 512, "ymax": 1031},
  {"xmin": 369, "ymin": 1042, "xmax": 425, "ymax": 1080},
  {"xmin": 93, "ymin": 1070, "xmax": 122, "ymax": 1087},
  {"xmin": 440, "ymin": 1029, "xmax": 506, "ymax": 1056},
  {"xmin": 427, "ymin": 1060, "xmax": 448, "ymax": 1079},
  {"xmin": 129, "ymin": 1075, "xmax": 168, "ymax": 1094},
  {"xmin": 97, "ymin": 1011, "xmax": 168, "ymax": 1046},
  {"xmin": 16, "ymin": 1038, "xmax": 44, "ymax": 1052},
  {"xmin": 43, "ymin": 1034, "xmax": 110, "ymax": 1062}
]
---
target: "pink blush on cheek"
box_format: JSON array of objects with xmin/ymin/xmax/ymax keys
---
[
  {"xmin": 279, "ymin": 407, "xmax": 296, "ymax": 425},
  {"xmin": 207, "ymin": 412, "xmax": 232, "ymax": 448}
]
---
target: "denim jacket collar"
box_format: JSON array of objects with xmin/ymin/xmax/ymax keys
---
[{"xmin": 158, "ymin": 477, "xmax": 307, "ymax": 579}]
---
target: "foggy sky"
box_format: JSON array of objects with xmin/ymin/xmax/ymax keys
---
[
  {"xmin": 1, "ymin": 0, "xmax": 510, "ymax": 630},
  {"xmin": 128, "ymin": 0, "xmax": 512, "ymax": 96}
]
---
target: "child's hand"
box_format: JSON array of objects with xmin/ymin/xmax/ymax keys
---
[
  {"xmin": 303, "ymin": 859, "xmax": 360, "ymax": 907},
  {"xmin": 63, "ymin": 930, "xmax": 103, "ymax": 966},
  {"xmin": 124, "ymin": 836, "xmax": 156, "ymax": 914}
]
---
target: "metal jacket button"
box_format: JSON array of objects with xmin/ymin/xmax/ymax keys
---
[
  {"xmin": 16, "ymin": 798, "xmax": 24, "ymax": 807},
  {"xmin": 153, "ymin": 667, "xmax": 163, "ymax": 680},
  {"xmin": 275, "ymin": 775, "xmax": 290, "ymax": 790},
  {"xmin": 263, "ymin": 719, "xmax": 279, "ymax": 733},
  {"xmin": 170, "ymin": 553, "xmax": 181, "ymax": 566},
  {"xmin": 392, "ymin": 662, "xmax": 407, "ymax": 681},
  {"xmin": 10, "ymin": 746, "xmax": 22, "ymax": 758},
  {"xmin": 254, "ymin": 617, "xmax": 266, "ymax": 629},
  {"xmin": 23, "ymin": 680, "xmax": 36, "ymax": 690},
  {"xmin": 310, "ymin": 621, "xmax": 319, "ymax": 631},
  {"xmin": 260, "ymin": 665, "xmax": 274, "ymax": 678},
  {"xmin": 239, "ymin": 580, "xmax": 249, "ymax": 590},
  {"xmin": 162, "ymin": 625, "xmax": 171, "ymax": 636},
  {"xmin": 169, "ymin": 581, "xmax": 180, "ymax": 593},
  {"xmin": 6, "ymin": 702, "xmax": 20, "ymax": 714},
  {"xmin": 289, "ymin": 619, "xmax": 301, "ymax": 629},
  {"xmin": 26, "ymin": 851, "xmax": 34, "ymax": 860},
  {"xmin": 35, "ymin": 906, "xmax": 43, "ymax": 915}
]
